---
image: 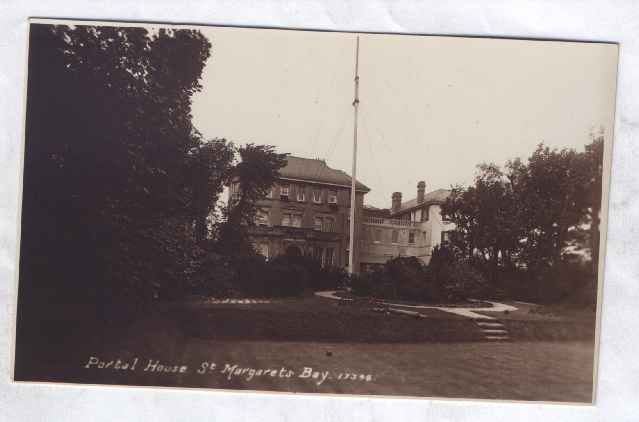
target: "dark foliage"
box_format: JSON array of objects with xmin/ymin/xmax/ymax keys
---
[
  {"xmin": 441, "ymin": 135, "xmax": 605, "ymax": 303},
  {"xmin": 215, "ymin": 144, "xmax": 288, "ymax": 256},
  {"xmin": 350, "ymin": 250, "xmax": 489, "ymax": 303},
  {"xmin": 19, "ymin": 24, "xmax": 213, "ymax": 313}
]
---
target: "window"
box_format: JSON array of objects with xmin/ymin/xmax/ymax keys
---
[
  {"xmin": 415, "ymin": 209, "xmax": 422, "ymax": 222},
  {"xmin": 230, "ymin": 182, "xmax": 241, "ymax": 203},
  {"xmin": 313, "ymin": 246, "xmax": 324, "ymax": 263},
  {"xmin": 296, "ymin": 187, "xmax": 305, "ymax": 202},
  {"xmin": 374, "ymin": 229, "xmax": 382, "ymax": 243},
  {"xmin": 314, "ymin": 216, "xmax": 334, "ymax": 232},
  {"xmin": 280, "ymin": 184, "xmax": 290, "ymax": 199},
  {"xmin": 324, "ymin": 247, "xmax": 334, "ymax": 267},
  {"xmin": 391, "ymin": 229, "xmax": 399, "ymax": 244},
  {"xmin": 327, "ymin": 190, "xmax": 337, "ymax": 204},
  {"xmin": 266, "ymin": 187, "xmax": 273, "ymax": 199},
  {"xmin": 255, "ymin": 210, "xmax": 269, "ymax": 226},
  {"xmin": 408, "ymin": 231, "xmax": 415, "ymax": 244},
  {"xmin": 324, "ymin": 216, "xmax": 335, "ymax": 232},
  {"xmin": 282, "ymin": 212, "xmax": 302, "ymax": 227},
  {"xmin": 313, "ymin": 190, "xmax": 322, "ymax": 204},
  {"xmin": 423, "ymin": 206, "xmax": 430, "ymax": 221},
  {"xmin": 258, "ymin": 243, "xmax": 269, "ymax": 260},
  {"xmin": 441, "ymin": 231, "xmax": 452, "ymax": 244}
]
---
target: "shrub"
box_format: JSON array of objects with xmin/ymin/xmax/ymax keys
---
[
  {"xmin": 189, "ymin": 251, "xmax": 239, "ymax": 298},
  {"xmin": 351, "ymin": 251, "xmax": 489, "ymax": 303},
  {"xmin": 263, "ymin": 255, "xmax": 310, "ymax": 297},
  {"xmin": 315, "ymin": 265, "xmax": 350, "ymax": 291},
  {"xmin": 429, "ymin": 261, "xmax": 489, "ymax": 301},
  {"xmin": 352, "ymin": 257, "xmax": 434, "ymax": 302},
  {"xmin": 235, "ymin": 254, "xmax": 271, "ymax": 297},
  {"xmin": 386, "ymin": 257, "xmax": 428, "ymax": 300},
  {"xmin": 532, "ymin": 262, "xmax": 596, "ymax": 305}
]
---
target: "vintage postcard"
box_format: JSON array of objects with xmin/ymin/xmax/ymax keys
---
[{"xmin": 13, "ymin": 18, "xmax": 618, "ymax": 403}]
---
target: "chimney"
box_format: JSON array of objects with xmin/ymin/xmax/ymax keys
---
[
  {"xmin": 417, "ymin": 181, "xmax": 426, "ymax": 204},
  {"xmin": 391, "ymin": 192, "xmax": 402, "ymax": 214}
]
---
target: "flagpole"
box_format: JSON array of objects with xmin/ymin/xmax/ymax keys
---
[{"xmin": 348, "ymin": 35, "xmax": 360, "ymax": 275}]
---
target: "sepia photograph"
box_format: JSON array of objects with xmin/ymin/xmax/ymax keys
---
[{"xmin": 13, "ymin": 18, "xmax": 618, "ymax": 403}]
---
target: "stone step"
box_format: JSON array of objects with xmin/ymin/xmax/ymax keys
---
[
  {"xmin": 476, "ymin": 321, "xmax": 504, "ymax": 327},
  {"xmin": 485, "ymin": 336, "xmax": 510, "ymax": 340},
  {"xmin": 480, "ymin": 329, "xmax": 508, "ymax": 334}
]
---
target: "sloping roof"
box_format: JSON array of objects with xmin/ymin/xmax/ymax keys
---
[
  {"xmin": 363, "ymin": 205, "xmax": 391, "ymax": 217},
  {"xmin": 392, "ymin": 188, "xmax": 451, "ymax": 215},
  {"xmin": 278, "ymin": 156, "xmax": 370, "ymax": 192}
]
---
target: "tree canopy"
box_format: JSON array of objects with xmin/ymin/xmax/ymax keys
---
[
  {"xmin": 20, "ymin": 24, "xmax": 286, "ymax": 307},
  {"xmin": 441, "ymin": 136, "xmax": 605, "ymax": 283}
]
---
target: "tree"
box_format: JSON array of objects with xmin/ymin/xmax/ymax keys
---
[
  {"xmin": 21, "ymin": 24, "xmax": 212, "ymax": 305},
  {"xmin": 187, "ymin": 138, "xmax": 236, "ymax": 243},
  {"xmin": 442, "ymin": 137, "xmax": 605, "ymax": 288},
  {"xmin": 441, "ymin": 163, "xmax": 521, "ymax": 282},
  {"xmin": 215, "ymin": 144, "xmax": 288, "ymax": 256},
  {"xmin": 584, "ymin": 132, "xmax": 605, "ymax": 274},
  {"xmin": 507, "ymin": 144, "xmax": 592, "ymax": 270}
]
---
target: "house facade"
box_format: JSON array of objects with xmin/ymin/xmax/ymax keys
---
[
  {"xmin": 230, "ymin": 156, "xmax": 453, "ymax": 273},
  {"xmin": 230, "ymin": 156, "xmax": 369, "ymax": 271},
  {"xmin": 359, "ymin": 182, "xmax": 455, "ymax": 271}
]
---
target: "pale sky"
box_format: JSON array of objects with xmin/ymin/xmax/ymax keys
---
[{"xmin": 192, "ymin": 26, "xmax": 618, "ymax": 208}]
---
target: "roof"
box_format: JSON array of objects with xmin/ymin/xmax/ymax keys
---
[
  {"xmin": 278, "ymin": 156, "xmax": 370, "ymax": 192},
  {"xmin": 363, "ymin": 205, "xmax": 391, "ymax": 217},
  {"xmin": 391, "ymin": 188, "xmax": 451, "ymax": 215}
]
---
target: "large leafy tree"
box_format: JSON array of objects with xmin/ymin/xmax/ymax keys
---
[
  {"xmin": 442, "ymin": 137, "xmax": 605, "ymax": 283},
  {"xmin": 187, "ymin": 138, "xmax": 236, "ymax": 243},
  {"xmin": 215, "ymin": 144, "xmax": 288, "ymax": 256},
  {"xmin": 584, "ymin": 133, "xmax": 605, "ymax": 273},
  {"xmin": 442, "ymin": 163, "xmax": 521, "ymax": 282},
  {"xmin": 507, "ymin": 144, "xmax": 593, "ymax": 270},
  {"xmin": 21, "ymin": 24, "xmax": 212, "ymax": 303}
]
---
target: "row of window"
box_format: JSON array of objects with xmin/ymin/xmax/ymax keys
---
[
  {"xmin": 313, "ymin": 246, "xmax": 335, "ymax": 267},
  {"xmin": 369, "ymin": 227, "xmax": 417, "ymax": 244},
  {"xmin": 255, "ymin": 210, "xmax": 337, "ymax": 232},
  {"xmin": 231, "ymin": 182, "xmax": 344, "ymax": 205},
  {"xmin": 267, "ymin": 184, "xmax": 340, "ymax": 204}
]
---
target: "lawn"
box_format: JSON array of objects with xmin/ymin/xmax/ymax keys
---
[{"xmin": 14, "ymin": 295, "xmax": 597, "ymax": 403}]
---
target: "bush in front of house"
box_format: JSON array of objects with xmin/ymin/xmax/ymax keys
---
[
  {"xmin": 350, "ymin": 248, "xmax": 489, "ymax": 303},
  {"xmin": 351, "ymin": 256, "xmax": 434, "ymax": 302},
  {"xmin": 189, "ymin": 251, "xmax": 240, "ymax": 298},
  {"xmin": 262, "ymin": 254, "xmax": 311, "ymax": 297},
  {"xmin": 427, "ymin": 259, "xmax": 489, "ymax": 302},
  {"xmin": 529, "ymin": 261, "xmax": 596, "ymax": 305},
  {"xmin": 426, "ymin": 244, "xmax": 490, "ymax": 301}
]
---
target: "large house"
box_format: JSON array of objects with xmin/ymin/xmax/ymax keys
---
[
  {"xmin": 229, "ymin": 155, "xmax": 454, "ymax": 273},
  {"xmin": 230, "ymin": 156, "xmax": 369, "ymax": 271},
  {"xmin": 359, "ymin": 182, "xmax": 455, "ymax": 272}
]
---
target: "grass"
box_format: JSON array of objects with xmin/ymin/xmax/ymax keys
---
[{"xmin": 14, "ymin": 295, "xmax": 597, "ymax": 402}]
